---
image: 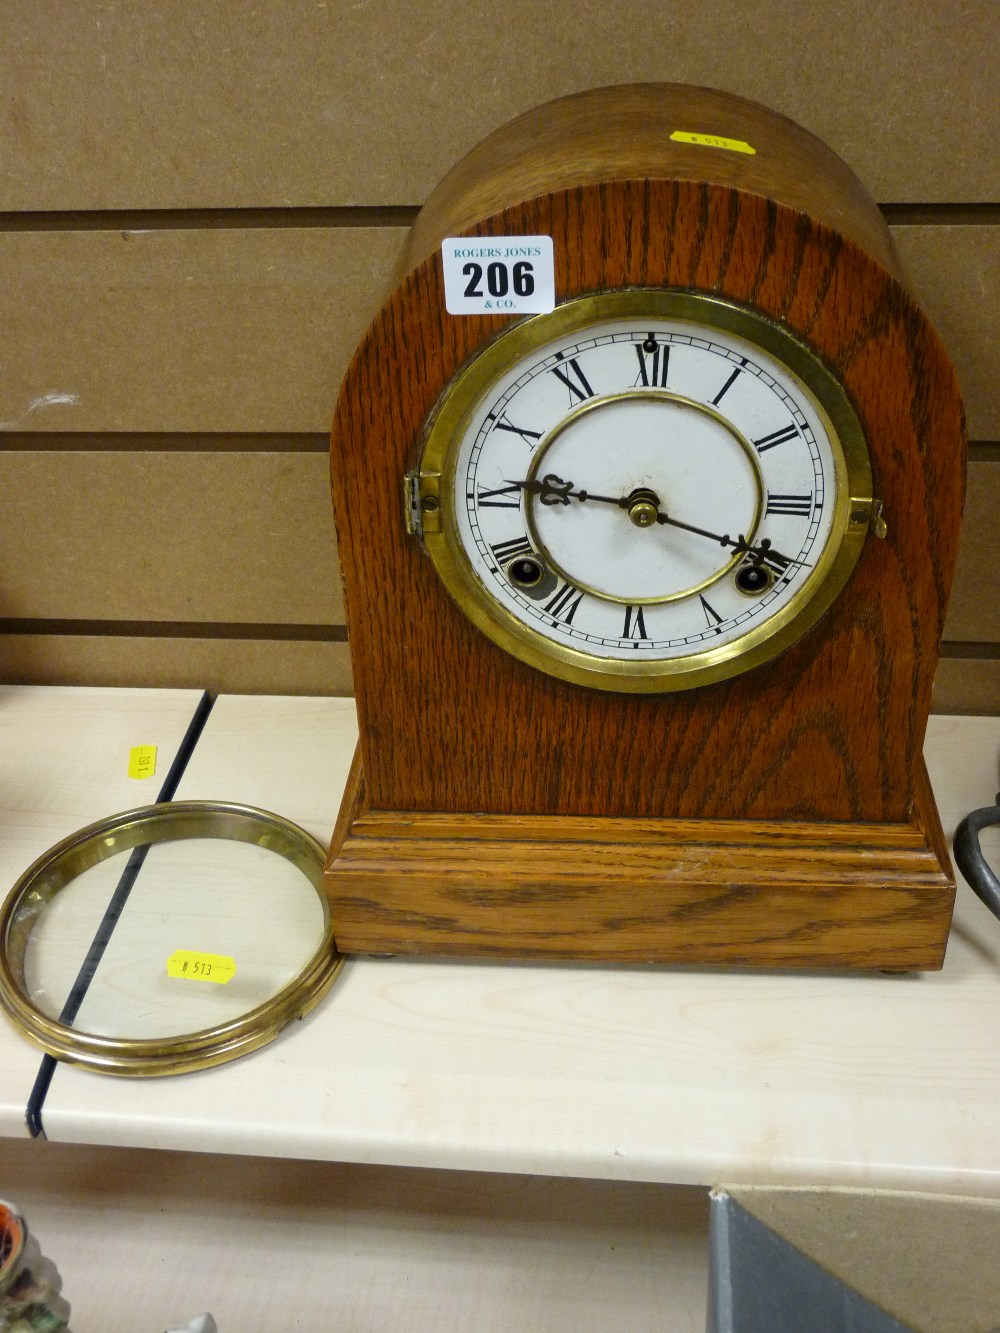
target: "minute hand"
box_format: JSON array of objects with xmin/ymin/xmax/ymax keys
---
[{"xmin": 657, "ymin": 512, "xmax": 808, "ymax": 572}]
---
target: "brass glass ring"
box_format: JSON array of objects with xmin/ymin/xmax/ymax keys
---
[{"xmin": 0, "ymin": 802, "xmax": 344, "ymax": 1077}]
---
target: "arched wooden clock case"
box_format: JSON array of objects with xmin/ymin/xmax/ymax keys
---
[{"xmin": 324, "ymin": 84, "xmax": 965, "ymax": 969}]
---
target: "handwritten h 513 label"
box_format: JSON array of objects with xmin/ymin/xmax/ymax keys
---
[
  {"xmin": 442, "ymin": 236, "xmax": 555, "ymax": 315},
  {"xmin": 128, "ymin": 744, "xmax": 157, "ymax": 780},
  {"xmin": 167, "ymin": 950, "xmax": 237, "ymax": 984}
]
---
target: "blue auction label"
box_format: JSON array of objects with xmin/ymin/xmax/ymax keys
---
[{"xmin": 441, "ymin": 236, "xmax": 555, "ymax": 315}]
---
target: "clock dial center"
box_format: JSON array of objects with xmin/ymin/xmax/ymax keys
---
[
  {"xmin": 523, "ymin": 391, "xmax": 763, "ymax": 606},
  {"xmin": 626, "ymin": 488, "xmax": 660, "ymax": 528}
]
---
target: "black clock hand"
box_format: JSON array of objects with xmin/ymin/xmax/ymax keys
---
[
  {"xmin": 507, "ymin": 474, "xmax": 810, "ymax": 570},
  {"xmin": 512, "ymin": 474, "xmax": 626, "ymax": 508},
  {"xmin": 654, "ymin": 513, "xmax": 806, "ymax": 570}
]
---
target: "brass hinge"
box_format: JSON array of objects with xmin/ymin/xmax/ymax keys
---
[
  {"xmin": 403, "ymin": 470, "xmax": 441, "ymax": 538},
  {"xmin": 850, "ymin": 497, "xmax": 888, "ymax": 540}
]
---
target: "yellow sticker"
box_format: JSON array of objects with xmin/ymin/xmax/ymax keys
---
[
  {"xmin": 670, "ymin": 130, "xmax": 756, "ymax": 155},
  {"xmin": 166, "ymin": 950, "xmax": 237, "ymax": 985},
  {"xmin": 128, "ymin": 744, "xmax": 157, "ymax": 780}
]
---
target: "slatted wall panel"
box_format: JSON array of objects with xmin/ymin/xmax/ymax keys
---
[{"xmin": 2, "ymin": 2, "xmax": 997, "ymax": 709}]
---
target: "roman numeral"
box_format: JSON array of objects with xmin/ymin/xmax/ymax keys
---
[
  {"xmin": 549, "ymin": 355, "xmax": 595, "ymax": 403},
  {"xmin": 711, "ymin": 365, "xmax": 743, "ymax": 406},
  {"xmin": 700, "ymin": 595, "xmax": 723, "ymax": 631},
  {"xmin": 766, "ymin": 493, "xmax": 813, "ymax": 516},
  {"xmin": 490, "ymin": 534, "xmax": 533, "ymax": 563},
  {"xmin": 491, "ymin": 414, "xmax": 543, "ymax": 447},
  {"xmin": 753, "ymin": 424, "xmax": 799, "ymax": 453},
  {"xmin": 623, "ymin": 604, "xmax": 648, "ymax": 639},
  {"xmin": 634, "ymin": 340, "xmax": 670, "ymax": 388},
  {"xmin": 475, "ymin": 483, "xmax": 522, "ymax": 509},
  {"xmin": 544, "ymin": 581, "xmax": 585, "ymax": 625}
]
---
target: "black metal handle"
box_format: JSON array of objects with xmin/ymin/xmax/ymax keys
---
[{"xmin": 953, "ymin": 794, "xmax": 1000, "ymax": 922}]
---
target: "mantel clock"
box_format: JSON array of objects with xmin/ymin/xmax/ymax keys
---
[{"xmin": 324, "ymin": 84, "xmax": 965, "ymax": 969}]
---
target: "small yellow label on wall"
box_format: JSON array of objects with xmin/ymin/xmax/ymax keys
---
[
  {"xmin": 670, "ymin": 130, "xmax": 756, "ymax": 155},
  {"xmin": 128, "ymin": 745, "xmax": 158, "ymax": 780},
  {"xmin": 167, "ymin": 950, "xmax": 237, "ymax": 984}
]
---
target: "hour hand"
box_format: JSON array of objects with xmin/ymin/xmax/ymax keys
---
[
  {"xmin": 518, "ymin": 473, "xmax": 576, "ymax": 505},
  {"xmin": 507, "ymin": 474, "xmax": 624, "ymax": 507}
]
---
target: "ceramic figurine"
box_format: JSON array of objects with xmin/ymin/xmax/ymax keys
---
[{"xmin": 0, "ymin": 1201, "xmax": 70, "ymax": 1333}]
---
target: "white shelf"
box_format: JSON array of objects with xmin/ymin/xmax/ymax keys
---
[
  {"xmin": 0, "ymin": 685, "xmax": 205, "ymax": 1135},
  {"xmin": 0, "ymin": 688, "xmax": 995, "ymax": 1195},
  {"xmin": 3, "ymin": 686, "xmax": 998, "ymax": 1331}
]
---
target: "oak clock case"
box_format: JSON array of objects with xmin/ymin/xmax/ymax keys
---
[
  {"xmin": 325, "ymin": 83, "xmax": 966, "ymax": 971},
  {"xmin": 411, "ymin": 289, "xmax": 875, "ymax": 694}
]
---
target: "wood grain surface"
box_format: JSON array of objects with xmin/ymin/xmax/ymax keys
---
[
  {"xmin": 332, "ymin": 186, "xmax": 964, "ymax": 821},
  {"xmin": 326, "ymin": 748, "xmax": 954, "ymax": 968},
  {"xmin": 397, "ymin": 83, "xmax": 903, "ymax": 283},
  {"xmin": 327, "ymin": 85, "xmax": 964, "ymax": 965}
]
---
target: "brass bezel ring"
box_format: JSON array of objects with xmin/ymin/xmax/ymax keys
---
[
  {"xmin": 418, "ymin": 288, "xmax": 875, "ymax": 694},
  {"xmin": 0, "ymin": 802, "xmax": 344, "ymax": 1077}
]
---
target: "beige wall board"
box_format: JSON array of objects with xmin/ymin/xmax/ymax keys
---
[
  {"xmin": 1, "ymin": 634, "xmax": 994, "ymax": 710},
  {"xmin": 0, "ymin": 228, "xmax": 401, "ymax": 434},
  {"xmin": 932, "ymin": 655, "xmax": 1000, "ymax": 716},
  {"xmin": 944, "ymin": 460, "xmax": 1000, "ymax": 643},
  {"xmin": 2, "ymin": 2, "xmax": 997, "ymax": 211},
  {"xmin": 2, "ymin": 225, "xmax": 997, "ymax": 437},
  {"xmin": 0, "ymin": 451, "xmax": 342, "ymax": 623},
  {"xmin": 3, "ymin": 448, "xmax": 997, "ymax": 640},
  {"xmin": 3, "ymin": 447, "xmax": 991, "ymax": 636},
  {"xmin": 0, "ymin": 634, "xmax": 353, "ymax": 695},
  {"xmin": 895, "ymin": 227, "xmax": 1000, "ymax": 443}
]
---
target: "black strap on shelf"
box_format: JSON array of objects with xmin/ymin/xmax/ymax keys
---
[{"xmin": 25, "ymin": 690, "xmax": 216, "ymax": 1137}]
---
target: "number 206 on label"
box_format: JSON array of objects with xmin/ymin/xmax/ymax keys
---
[{"xmin": 442, "ymin": 236, "xmax": 556, "ymax": 315}]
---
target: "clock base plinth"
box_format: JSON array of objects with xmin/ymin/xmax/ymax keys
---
[{"xmin": 324, "ymin": 752, "xmax": 955, "ymax": 971}]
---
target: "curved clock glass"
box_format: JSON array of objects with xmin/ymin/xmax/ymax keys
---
[{"xmin": 413, "ymin": 290, "xmax": 876, "ymax": 692}]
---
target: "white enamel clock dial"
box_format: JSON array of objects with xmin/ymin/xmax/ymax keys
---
[{"xmin": 417, "ymin": 291, "xmax": 873, "ymax": 692}]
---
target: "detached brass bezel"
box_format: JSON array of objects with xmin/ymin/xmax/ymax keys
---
[
  {"xmin": 417, "ymin": 289, "xmax": 874, "ymax": 693},
  {"xmin": 0, "ymin": 802, "xmax": 344, "ymax": 1077}
]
